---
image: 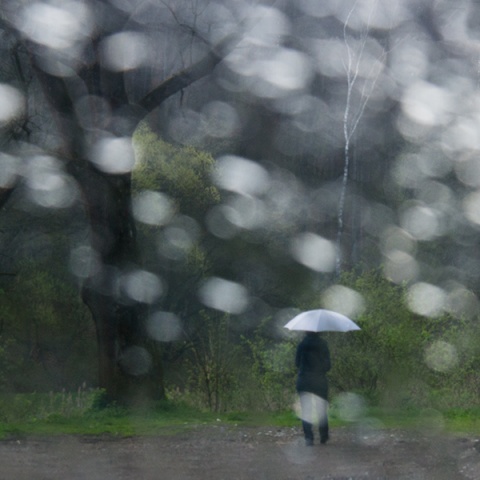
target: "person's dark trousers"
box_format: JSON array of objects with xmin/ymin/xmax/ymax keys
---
[
  {"xmin": 302, "ymin": 420, "xmax": 329, "ymax": 445},
  {"xmin": 302, "ymin": 420, "xmax": 314, "ymax": 445},
  {"xmin": 319, "ymin": 422, "xmax": 329, "ymax": 444}
]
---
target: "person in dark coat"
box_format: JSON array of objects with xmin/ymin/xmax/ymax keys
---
[{"xmin": 295, "ymin": 331, "xmax": 331, "ymax": 446}]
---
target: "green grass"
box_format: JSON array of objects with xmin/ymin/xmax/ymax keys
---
[
  {"xmin": 439, "ymin": 408, "xmax": 480, "ymax": 434},
  {"xmin": 332, "ymin": 406, "xmax": 480, "ymax": 435},
  {"xmin": 1, "ymin": 391, "xmax": 479, "ymax": 439},
  {"xmin": 0, "ymin": 394, "xmax": 221, "ymax": 438},
  {"xmin": 0, "ymin": 405, "xmax": 305, "ymax": 438}
]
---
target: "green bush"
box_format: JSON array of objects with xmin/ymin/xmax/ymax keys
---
[
  {"xmin": 323, "ymin": 270, "xmax": 480, "ymax": 410},
  {"xmin": 242, "ymin": 331, "xmax": 297, "ymax": 411},
  {"xmin": 0, "ymin": 385, "xmax": 95, "ymax": 423},
  {"xmin": 0, "ymin": 261, "xmax": 97, "ymax": 393},
  {"xmin": 165, "ymin": 316, "xmax": 297, "ymax": 413},
  {"xmin": 167, "ymin": 312, "xmax": 241, "ymax": 412},
  {"xmin": 163, "ymin": 269, "xmax": 480, "ymax": 413}
]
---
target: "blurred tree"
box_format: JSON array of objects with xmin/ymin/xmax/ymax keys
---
[
  {"xmin": 0, "ymin": 0, "xmax": 238, "ymax": 403},
  {"xmin": 1, "ymin": 0, "xmax": 480, "ymax": 408}
]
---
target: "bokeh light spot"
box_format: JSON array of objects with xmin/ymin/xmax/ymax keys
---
[
  {"xmin": 312, "ymin": 39, "xmax": 347, "ymax": 78},
  {"xmin": 290, "ymin": 233, "xmax": 336, "ymax": 272},
  {"xmin": 224, "ymin": 195, "xmax": 266, "ymax": 230},
  {"xmin": 400, "ymin": 204, "xmax": 442, "ymax": 240},
  {"xmin": 383, "ymin": 250, "xmax": 419, "ymax": 284},
  {"xmin": 321, "ymin": 285, "xmax": 365, "ymax": 318},
  {"xmin": 0, "ymin": 84, "xmax": 25, "ymax": 124},
  {"xmin": 333, "ymin": 392, "xmax": 366, "ymax": 422},
  {"xmin": 90, "ymin": 137, "xmax": 136, "ymax": 174},
  {"xmin": 424, "ymin": 340, "xmax": 458, "ymax": 373},
  {"xmin": 446, "ymin": 286, "xmax": 478, "ymax": 319},
  {"xmin": 25, "ymin": 155, "xmax": 78, "ymax": 208},
  {"xmin": 402, "ymin": 81, "xmax": 453, "ymax": 126},
  {"xmin": 214, "ymin": 156, "xmax": 270, "ymax": 196},
  {"xmin": 100, "ymin": 32, "xmax": 149, "ymax": 71},
  {"xmin": 157, "ymin": 216, "xmax": 200, "ymax": 261},
  {"xmin": 147, "ymin": 312, "xmax": 182, "ymax": 342},
  {"xmin": 198, "ymin": 277, "xmax": 249, "ymax": 314},
  {"xmin": 259, "ymin": 49, "xmax": 313, "ymax": 91},
  {"xmin": 298, "ymin": 0, "xmax": 333, "ymax": 18},
  {"xmin": 69, "ymin": 245, "xmax": 101, "ymax": 279},
  {"xmin": 132, "ymin": 191, "xmax": 174, "ymax": 226},
  {"xmin": 243, "ymin": 5, "xmax": 290, "ymax": 46},
  {"xmin": 202, "ymin": 101, "xmax": 240, "ymax": 138},
  {"xmin": 407, "ymin": 282, "xmax": 446, "ymax": 317},
  {"xmin": 121, "ymin": 270, "xmax": 164, "ymax": 304},
  {"xmin": 206, "ymin": 205, "xmax": 240, "ymax": 239},
  {"xmin": 17, "ymin": 1, "xmax": 92, "ymax": 50},
  {"xmin": 380, "ymin": 226, "xmax": 416, "ymax": 254},
  {"xmin": 390, "ymin": 41, "xmax": 429, "ymax": 87}
]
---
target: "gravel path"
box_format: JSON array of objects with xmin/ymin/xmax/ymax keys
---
[{"xmin": 0, "ymin": 426, "xmax": 479, "ymax": 479}]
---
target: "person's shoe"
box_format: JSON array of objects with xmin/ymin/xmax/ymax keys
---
[
  {"xmin": 305, "ymin": 439, "xmax": 314, "ymax": 446},
  {"xmin": 320, "ymin": 435, "xmax": 329, "ymax": 445}
]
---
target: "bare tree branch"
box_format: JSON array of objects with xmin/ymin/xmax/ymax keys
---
[
  {"xmin": 138, "ymin": 33, "xmax": 236, "ymax": 112},
  {"xmin": 159, "ymin": 0, "xmax": 210, "ymax": 46}
]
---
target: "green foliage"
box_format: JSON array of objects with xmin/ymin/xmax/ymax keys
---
[
  {"xmin": 1, "ymin": 390, "xmax": 479, "ymax": 437},
  {"xmin": 159, "ymin": 269, "xmax": 480, "ymax": 415},
  {"xmin": 1, "ymin": 390, "xmax": 300, "ymax": 438},
  {"xmin": 326, "ymin": 270, "xmax": 420, "ymax": 396},
  {"xmin": 0, "ymin": 261, "xmax": 96, "ymax": 392},
  {"xmin": 0, "ymin": 384, "xmax": 93, "ymax": 424},
  {"xmin": 242, "ymin": 328, "xmax": 296, "ymax": 411},
  {"xmin": 90, "ymin": 389, "xmax": 111, "ymax": 411},
  {"xmin": 130, "ymin": 125, "xmax": 316, "ymax": 414},
  {"xmin": 165, "ymin": 314, "xmax": 298, "ymax": 413},
  {"xmin": 178, "ymin": 312, "xmax": 239, "ymax": 412},
  {"xmin": 322, "ymin": 269, "xmax": 480, "ymax": 410},
  {"xmin": 133, "ymin": 124, "xmax": 220, "ymax": 219},
  {"xmin": 0, "ymin": 337, "xmax": 17, "ymax": 390}
]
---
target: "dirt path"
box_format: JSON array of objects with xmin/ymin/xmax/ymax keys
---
[{"xmin": 0, "ymin": 425, "xmax": 479, "ymax": 480}]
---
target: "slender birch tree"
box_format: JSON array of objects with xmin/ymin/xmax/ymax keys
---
[{"xmin": 336, "ymin": 0, "xmax": 386, "ymax": 274}]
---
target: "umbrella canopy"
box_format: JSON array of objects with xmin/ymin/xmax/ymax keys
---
[{"xmin": 284, "ymin": 309, "xmax": 361, "ymax": 333}]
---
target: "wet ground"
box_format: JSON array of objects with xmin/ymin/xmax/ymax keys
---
[{"xmin": 0, "ymin": 425, "xmax": 479, "ymax": 479}]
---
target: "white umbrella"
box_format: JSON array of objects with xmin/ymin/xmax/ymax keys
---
[{"xmin": 284, "ymin": 309, "xmax": 361, "ymax": 333}]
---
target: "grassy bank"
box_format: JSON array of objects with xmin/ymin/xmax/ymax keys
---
[{"xmin": 0, "ymin": 391, "xmax": 479, "ymax": 438}]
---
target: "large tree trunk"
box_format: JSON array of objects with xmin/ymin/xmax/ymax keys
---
[
  {"xmin": 10, "ymin": 0, "xmax": 236, "ymax": 402},
  {"xmin": 26, "ymin": 60, "xmax": 168, "ymax": 403},
  {"xmin": 82, "ymin": 286, "xmax": 166, "ymax": 404},
  {"xmin": 79, "ymin": 167, "xmax": 165, "ymax": 404}
]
